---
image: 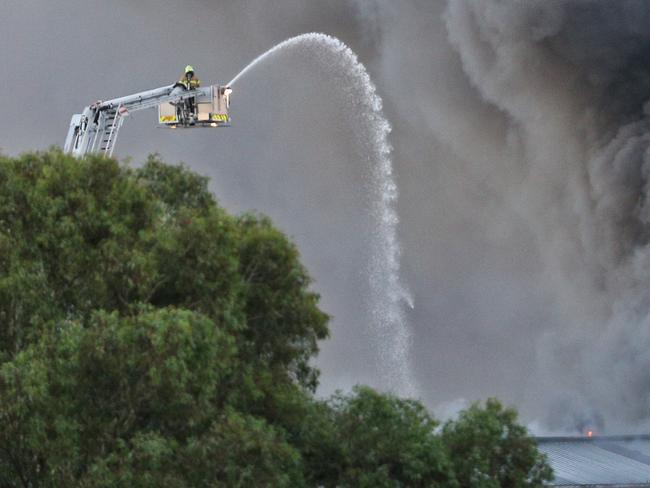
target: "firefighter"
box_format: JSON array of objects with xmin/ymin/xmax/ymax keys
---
[
  {"xmin": 179, "ymin": 65, "xmax": 201, "ymax": 90},
  {"xmin": 177, "ymin": 65, "xmax": 201, "ymax": 122}
]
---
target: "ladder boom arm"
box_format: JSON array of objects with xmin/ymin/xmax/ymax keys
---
[
  {"xmin": 64, "ymin": 83, "xmax": 229, "ymax": 158},
  {"xmin": 97, "ymin": 84, "xmax": 204, "ymax": 113}
]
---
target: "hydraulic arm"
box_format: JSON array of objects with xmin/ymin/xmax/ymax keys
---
[{"xmin": 64, "ymin": 83, "xmax": 232, "ymax": 158}]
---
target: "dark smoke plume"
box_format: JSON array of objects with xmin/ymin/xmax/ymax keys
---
[{"xmin": 433, "ymin": 0, "xmax": 650, "ymax": 431}]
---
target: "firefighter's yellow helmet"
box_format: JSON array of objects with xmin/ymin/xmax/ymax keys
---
[{"xmin": 185, "ymin": 65, "xmax": 195, "ymax": 74}]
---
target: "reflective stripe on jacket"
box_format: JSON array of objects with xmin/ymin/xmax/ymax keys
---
[{"xmin": 178, "ymin": 78, "xmax": 201, "ymax": 90}]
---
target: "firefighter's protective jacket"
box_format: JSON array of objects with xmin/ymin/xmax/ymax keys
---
[{"xmin": 178, "ymin": 77, "xmax": 201, "ymax": 90}]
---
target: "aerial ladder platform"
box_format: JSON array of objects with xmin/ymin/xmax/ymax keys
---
[{"xmin": 64, "ymin": 82, "xmax": 232, "ymax": 158}]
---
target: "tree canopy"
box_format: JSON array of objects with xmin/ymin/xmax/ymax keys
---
[
  {"xmin": 442, "ymin": 399, "xmax": 553, "ymax": 488},
  {"xmin": 0, "ymin": 149, "xmax": 552, "ymax": 487}
]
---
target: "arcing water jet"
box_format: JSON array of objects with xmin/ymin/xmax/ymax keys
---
[{"xmin": 229, "ymin": 33, "xmax": 417, "ymax": 397}]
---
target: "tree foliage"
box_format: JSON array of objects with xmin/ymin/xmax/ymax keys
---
[
  {"xmin": 0, "ymin": 150, "xmax": 551, "ymax": 486},
  {"xmin": 326, "ymin": 386, "xmax": 456, "ymax": 487},
  {"xmin": 442, "ymin": 398, "xmax": 553, "ymax": 488}
]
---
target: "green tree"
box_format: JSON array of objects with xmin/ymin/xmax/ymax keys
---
[
  {"xmin": 0, "ymin": 308, "xmax": 219, "ymax": 484},
  {"xmin": 442, "ymin": 398, "xmax": 553, "ymax": 488},
  {"xmin": 82, "ymin": 411, "xmax": 305, "ymax": 488},
  {"xmin": 237, "ymin": 214, "xmax": 328, "ymax": 392},
  {"xmin": 296, "ymin": 386, "xmax": 457, "ymax": 488},
  {"xmin": 0, "ymin": 150, "xmax": 323, "ymax": 485},
  {"xmin": 0, "ymin": 298, "xmax": 307, "ymax": 487},
  {"xmin": 0, "ymin": 151, "xmax": 242, "ymax": 359},
  {"xmin": 0, "ymin": 150, "xmax": 328, "ymax": 388},
  {"xmin": 0, "ymin": 150, "xmax": 553, "ymax": 486}
]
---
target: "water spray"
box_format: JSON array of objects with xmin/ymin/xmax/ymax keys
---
[{"xmin": 229, "ymin": 33, "xmax": 417, "ymax": 397}]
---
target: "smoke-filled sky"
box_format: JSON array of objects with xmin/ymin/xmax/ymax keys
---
[{"xmin": 4, "ymin": 0, "xmax": 650, "ymax": 433}]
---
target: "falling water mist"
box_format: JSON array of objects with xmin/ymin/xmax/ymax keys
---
[{"xmin": 229, "ymin": 33, "xmax": 417, "ymax": 397}]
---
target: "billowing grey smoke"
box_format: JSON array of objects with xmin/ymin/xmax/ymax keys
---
[{"xmin": 437, "ymin": 0, "xmax": 650, "ymax": 431}]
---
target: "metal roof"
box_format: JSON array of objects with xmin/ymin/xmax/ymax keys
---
[{"xmin": 537, "ymin": 436, "xmax": 650, "ymax": 486}]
